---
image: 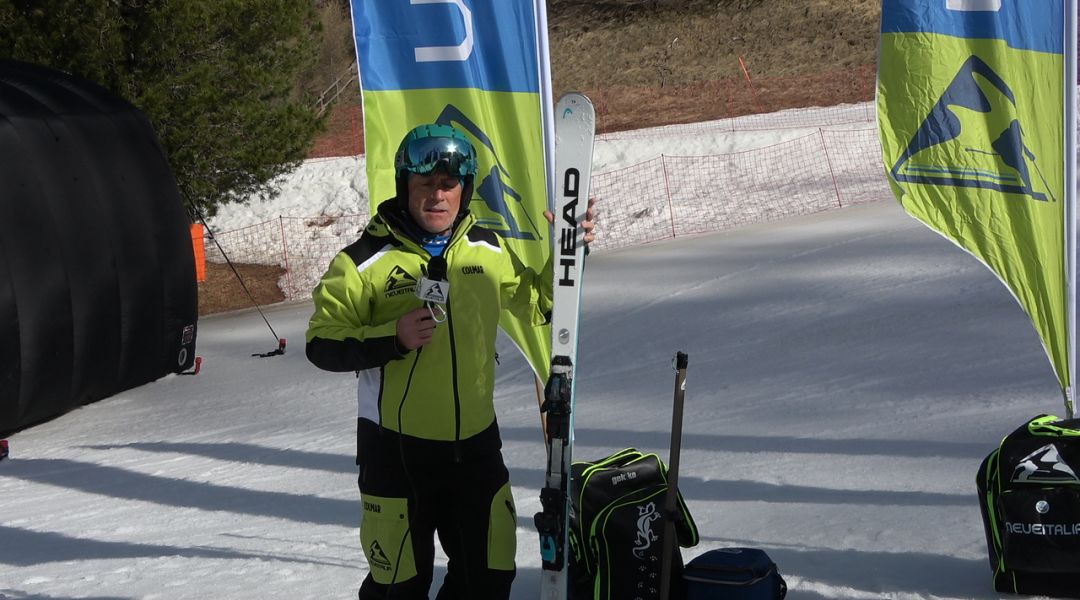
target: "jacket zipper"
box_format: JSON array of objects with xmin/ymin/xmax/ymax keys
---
[{"xmin": 445, "ymin": 293, "xmax": 462, "ymax": 462}]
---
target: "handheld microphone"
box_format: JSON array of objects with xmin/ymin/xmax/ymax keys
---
[
  {"xmin": 416, "ymin": 256, "xmax": 449, "ymax": 322},
  {"xmin": 427, "ymin": 256, "xmax": 447, "ymax": 282}
]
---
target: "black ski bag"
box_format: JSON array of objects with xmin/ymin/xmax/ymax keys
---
[
  {"xmin": 568, "ymin": 447, "xmax": 699, "ymax": 600},
  {"xmin": 976, "ymin": 414, "xmax": 1080, "ymax": 598}
]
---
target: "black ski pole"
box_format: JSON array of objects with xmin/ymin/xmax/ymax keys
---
[{"xmin": 660, "ymin": 351, "xmax": 688, "ymax": 600}]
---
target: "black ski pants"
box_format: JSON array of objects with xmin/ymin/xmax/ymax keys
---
[{"xmin": 357, "ymin": 445, "xmax": 517, "ymax": 599}]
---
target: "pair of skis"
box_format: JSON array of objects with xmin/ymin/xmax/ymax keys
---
[
  {"xmin": 535, "ymin": 92, "xmax": 595, "ymax": 599},
  {"xmin": 533, "ymin": 93, "xmax": 691, "ymax": 600}
]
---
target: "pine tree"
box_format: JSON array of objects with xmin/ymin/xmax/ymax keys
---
[{"xmin": 0, "ymin": 0, "xmax": 325, "ymax": 216}]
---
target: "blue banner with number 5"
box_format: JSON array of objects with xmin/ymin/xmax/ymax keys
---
[
  {"xmin": 351, "ymin": 0, "xmax": 553, "ymax": 379},
  {"xmin": 353, "ymin": 0, "xmax": 540, "ymax": 93}
]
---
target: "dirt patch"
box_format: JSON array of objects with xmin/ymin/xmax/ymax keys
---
[
  {"xmin": 198, "ymin": 262, "xmax": 287, "ymax": 316},
  {"xmin": 309, "ymin": 99, "xmax": 365, "ymax": 159}
]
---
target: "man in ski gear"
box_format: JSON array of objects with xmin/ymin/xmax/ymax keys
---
[{"xmin": 306, "ymin": 123, "xmax": 594, "ymax": 599}]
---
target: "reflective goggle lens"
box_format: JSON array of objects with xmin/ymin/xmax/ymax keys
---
[{"xmin": 399, "ymin": 137, "xmax": 476, "ymax": 178}]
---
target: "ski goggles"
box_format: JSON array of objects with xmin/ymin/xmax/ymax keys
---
[{"xmin": 395, "ymin": 136, "xmax": 477, "ymax": 179}]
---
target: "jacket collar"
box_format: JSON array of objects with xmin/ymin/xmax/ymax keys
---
[{"xmin": 376, "ymin": 197, "xmax": 474, "ymax": 254}]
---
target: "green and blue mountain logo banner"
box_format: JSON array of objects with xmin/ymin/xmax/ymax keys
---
[
  {"xmin": 351, "ymin": 0, "xmax": 551, "ymax": 378},
  {"xmin": 878, "ymin": 0, "xmax": 1069, "ymax": 390}
]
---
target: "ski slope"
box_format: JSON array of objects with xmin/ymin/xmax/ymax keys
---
[{"xmin": 0, "ymin": 197, "xmax": 1064, "ymax": 599}]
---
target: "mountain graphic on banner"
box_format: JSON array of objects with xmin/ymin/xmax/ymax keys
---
[
  {"xmin": 434, "ymin": 104, "xmax": 542, "ymax": 241},
  {"xmin": 891, "ymin": 55, "xmax": 1053, "ymax": 202}
]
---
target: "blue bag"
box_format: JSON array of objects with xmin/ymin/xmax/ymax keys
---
[{"xmin": 683, "ymin": 548, "xmax": 787, "ymax": 600}]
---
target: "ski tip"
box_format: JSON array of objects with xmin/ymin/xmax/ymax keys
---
[{"xmin": 556, "ymin": 91, "xmax": 594, "ymax": 110}]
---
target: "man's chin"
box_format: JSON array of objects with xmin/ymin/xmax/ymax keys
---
[{"xmin": 421, "ymin": 216, "xmax": 451, "ymax": 233}]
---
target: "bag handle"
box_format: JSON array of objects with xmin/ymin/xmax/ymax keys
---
[{"xmin": 1027, "ymin": 414, "xmax": 1080, "ymax": 437}]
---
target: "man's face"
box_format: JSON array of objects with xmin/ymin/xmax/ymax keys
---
[{"xmin": 407, "ymin": 170, "xmax": 462, "ymax": 235}]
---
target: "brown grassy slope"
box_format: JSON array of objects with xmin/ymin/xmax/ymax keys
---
[
  {"xmin": 549, "ymin": 0, "xmax": 879, "ymax": 86},
  {"xmin": 549, "ymin": 0, "xmax": 881, "ymax": 130}
]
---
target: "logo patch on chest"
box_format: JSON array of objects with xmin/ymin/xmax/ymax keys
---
[{"xmin": 385, "ymin": 266, "xmax": 418, "ymax": 297}]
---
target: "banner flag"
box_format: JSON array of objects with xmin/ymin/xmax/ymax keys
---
[
  {"xmin": 878, "ymin": 0, "xmax": 1070, "ymax": 391},
  {"xmin": 351, "ymin": 0, "xmax": 552, "ymax": 379}
]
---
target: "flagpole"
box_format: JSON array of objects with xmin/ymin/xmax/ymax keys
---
[
  {"xmin": 534, "ymin": 0, "xmax": 557, "ymax": 429},
  {"xmin": 536, "ymin": 0, "xmax": 555, "ymax": 203},
  {"xmin": 1066, "ymin": 0, "xmax": 1077, "ymax": 419}
]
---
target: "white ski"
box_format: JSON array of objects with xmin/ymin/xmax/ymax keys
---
[{"xmin": 536, "ymin": 92, "xmax": 596, "ymax": 599}]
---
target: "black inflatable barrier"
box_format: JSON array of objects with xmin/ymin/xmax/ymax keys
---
[{"xmin": 0, "ymin": 60, "xmax": 198, "ymax": 434}]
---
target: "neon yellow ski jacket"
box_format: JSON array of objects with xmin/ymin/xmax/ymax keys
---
[{"xmin": 306, "ymin": 200, "xmax": 551, "ymax": 456}]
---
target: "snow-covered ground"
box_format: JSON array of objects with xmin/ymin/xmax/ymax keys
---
[{"xmin": 1, "ymin": 102, "xmax": 1064, "ymax": 599}]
